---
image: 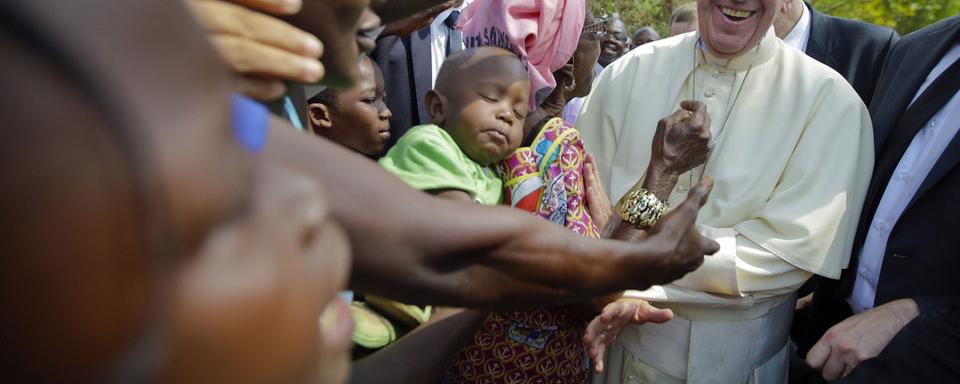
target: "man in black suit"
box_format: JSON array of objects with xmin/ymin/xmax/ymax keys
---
[
  {"xmin": 791, "ymin": 15, "xmax": 960, "ymax": 383},
  {"xmin": 370, "ymin": 32, "xmax": 432, "ymax": 152},
  {"xmin": 774, "ymin": 0, "xmax": 899, "ymax": 106},
  {"xmin": 371, "ymin": 2, "xmax": 462, "ymax": 154}
]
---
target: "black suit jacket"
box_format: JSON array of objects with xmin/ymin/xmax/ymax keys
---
[
  {"xmin": 370, "ymin": 28, "xmax": 433, "ymax": 154},
  {"xmin": 804, "ymin": 3, "xmax": 899, "ymax": 106},
  {"xmin": 859, "ymin": 16, "xmax": 960, "ymax": 307},
  {"xmin": 792, "ymin": 15, "xmax": 960, "ymax": 383}
]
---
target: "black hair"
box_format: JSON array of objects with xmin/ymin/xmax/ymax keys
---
[
  {"xmin": 308, "ymin": 87, "xmax": 339, "ymax": 111},
  {"xmin": 307, "ymin": 53, "xmax": 379, "ymax": 110}
]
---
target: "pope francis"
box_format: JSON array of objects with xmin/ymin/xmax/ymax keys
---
[{"xmin": 576, "ymin": 0, "xmax": 874, "ymax": 383}]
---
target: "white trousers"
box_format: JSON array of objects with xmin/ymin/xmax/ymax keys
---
[{"xmin": 591, "ymin": 294, "xmax": 795, "ymax": 384}]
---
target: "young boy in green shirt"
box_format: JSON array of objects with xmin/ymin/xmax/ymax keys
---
[{"xmin": 380, "ymin": 46, "xmax": 530, "ymax": 205}]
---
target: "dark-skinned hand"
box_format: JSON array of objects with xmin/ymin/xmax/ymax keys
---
[
  {"xmin": 583, "ymin": 153, "xmax": 618, "ymax": 238},
  {"xmin": 637, "ymin": 177, "xmax": 719, "ymax": 284},
  {"xmin": 649, "ymin": 100, "xmax": 711, "ymax": 176},
  {"xmin": 380, "ymin": 0, "xmax": 456, "ymax": 37}
]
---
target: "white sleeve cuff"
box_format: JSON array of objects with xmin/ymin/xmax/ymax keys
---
[{"xmin": 671, "ymin": 225, "xmax": 742, "ymax": 297}]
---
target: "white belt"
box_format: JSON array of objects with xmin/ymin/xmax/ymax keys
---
[{"xmin": 615, "ymin": 293, "xmax": 796, "ymax": 383}]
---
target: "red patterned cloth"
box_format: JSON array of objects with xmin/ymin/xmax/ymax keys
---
[
  {"xmin": 447, "ymin": 310, "xmax": 589, "ymax": 384},
  {"xmin": 446, "ymin": 118, "xmax": 598, "ymax": 384}
]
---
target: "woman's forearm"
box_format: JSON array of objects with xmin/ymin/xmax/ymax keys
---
[{"xmin": 640, "ymin": 162, "xmax": 679, "ymax": 202}]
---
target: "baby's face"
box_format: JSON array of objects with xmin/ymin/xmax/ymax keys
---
[{"xmin": 443, "ymin": 55, "xmax": 530, "ymax": 166}]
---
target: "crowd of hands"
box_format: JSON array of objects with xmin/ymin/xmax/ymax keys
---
[{"xmin": 181, "ymin": 0, "xmax": 909, "ymax": 381}]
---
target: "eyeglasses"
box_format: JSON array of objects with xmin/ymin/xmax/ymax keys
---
[
  {"xmin": 583, "ymin": 17, "xmax": 608, "ymax": 41},
  {"xmin": 608, "ymin": 32, "xmax": 630, "ymax": 44}
]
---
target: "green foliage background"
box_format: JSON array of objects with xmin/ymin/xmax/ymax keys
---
[{"xmin": 590, "ymin": 0, "xmax": 960, "ymax": 38}]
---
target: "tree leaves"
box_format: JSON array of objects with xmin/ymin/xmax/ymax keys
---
[
  {"xmin": 590, "ymin": 0, "xmax": 959, "ymax": 39},
  {"xmin": 811, "ymin": 0, "xmax": 960, "ymax": 35},
  {"xmin": 590, "ymin": 0, "xmax": 694, "ymax": 38}
]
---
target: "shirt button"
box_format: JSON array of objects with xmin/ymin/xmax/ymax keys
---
[
  {"xmin": 627, "ymin": 375, "xmax": 639, "ymax": 382},
  {"xmin": 704, "ymin": 90, "xmax": 717, "ymax": 98},
  {"xmin": 876, "ymin": 221, "xmax": 888, "ymax": 230},
  {"xmin": 930, "ymin": 119, "xmax": 937, "ymax": 127},
  {"xmin": 677, "ymin": 185, "xmax": 688, "ymax": 193},
  {"xmin": 713, "ymin": 70, "xmax": 721, "ymax": 78},
  {"xmin": 858, "ymin": 268, "xmax": 868, "ymax": 277}
]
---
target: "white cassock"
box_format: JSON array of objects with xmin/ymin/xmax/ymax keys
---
[{"xmin": 577, "ymin": 28, "xmax": 873, "ymax": 384}]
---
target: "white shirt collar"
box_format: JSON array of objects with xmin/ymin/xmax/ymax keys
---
[
  {"xmin": 431, "ymin": 0, "xmax": 473, "ymax": 32},
  {"xmin": 429, "ymin": 0, "xmax": 474, "ymax": 86},
  {"xmin": 782, "ymin": 3, "xmax": 811, "ymax": 52}
]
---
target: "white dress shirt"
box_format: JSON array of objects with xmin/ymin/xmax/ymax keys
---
[
  {"xmin": 429, "ymin": 0, "xmax": 473, "ymax": 87},
  {"xmin": 850, "ymin": 43, "xmax": 960, "ymax": 313},
  {"xmin": 782, "ymin": 3, "xmax": 811, "ymax": 52}
]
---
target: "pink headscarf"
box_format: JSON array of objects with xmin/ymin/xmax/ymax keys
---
[{"xmin": 458, "ymin": 0, "xmax": 585, "ymax": 111}]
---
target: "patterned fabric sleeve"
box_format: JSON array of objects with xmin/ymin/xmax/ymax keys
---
[{"xmin": 499, "ymin": 118, "xmax": 600, "ymax": 238}]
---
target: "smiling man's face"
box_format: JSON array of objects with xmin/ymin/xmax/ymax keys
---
[
  {"xmin": 598, "ymin": 18, "xmax": 628, "ymax": 66},
  {"xmin": 697, "ymin": 0, "xmax": 781, "ymax": 59}
]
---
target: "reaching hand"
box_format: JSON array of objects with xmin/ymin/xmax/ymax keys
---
[
  {"xmin": 380, "ymin": 0, "xmax": 455, "ymax": 37},
  {"xmin": 640, "ymin": 177, "xmax": 719, "ymax": 284},
  {"xmin": 186, "ymin": 0, "xmax": 324, "ymax": 100},
  {"xmin": 583, "ymin": 153, "xmax": 617, "ymax": 238},
  {"xmin": 805, "ymin": 299, "xmax": 919, "ymax": 380},
  {"xmin": 583, "ymin": 298, "xmax": 673, "ymax": 373},
  {"xmin": 648, "ymin": 100, "xmax": 711, "ymax": 176}
]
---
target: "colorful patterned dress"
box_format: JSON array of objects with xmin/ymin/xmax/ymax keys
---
[{"xmin": 446, "ymin": 117, "xmax": 601, "ymax": 384}]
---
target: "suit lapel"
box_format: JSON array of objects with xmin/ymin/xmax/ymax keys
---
[
  {"xmin": 804, "ymin": 4, "xmax": 837, "ymax": 69},
  {"xmin": 849, "ymin": 17, "xmax": 960, "ymax": 272},
  {"xmin": 903, "ymin": 18, "xmax": 960, "ymax": 210},
  {"xmin": 871, "ymin": 17, "xmax": 960, "ymax": 150},
  {"xmin": 411, "ymin": 27, "xmax": 433, "ymax": 125}
]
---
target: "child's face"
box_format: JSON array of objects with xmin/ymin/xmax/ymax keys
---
[
  {"xmin": 437, "ymin": 54, "xmax": 530, "ymax": 166},
  {"xmin": 317, "ymin": 58, "xmax": 392, "ymax": 156}
]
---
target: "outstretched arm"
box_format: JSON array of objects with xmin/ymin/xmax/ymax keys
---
[{"xmin": 265, "ymin": 124, "xmax": 718, "ymax": 309}]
